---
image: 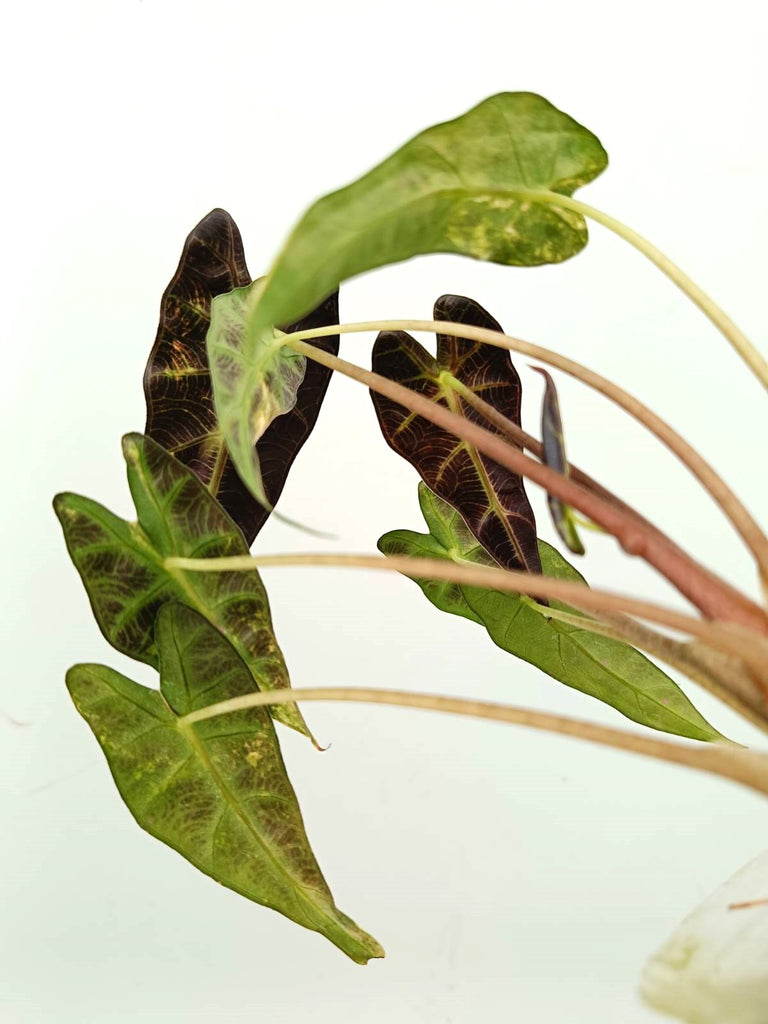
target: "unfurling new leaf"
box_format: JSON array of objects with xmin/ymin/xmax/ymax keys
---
[
  {"xmin": 371, "ymin": 294, "xmax": 541, "ymax": 575},
  {"xmin": 246, "ymin": 92, "xmax": 607, "ymax": 335},
  {"xmin": 53, "ymin": 433, "xmax": 311, "ymax": 739},
  {"xmin": 379, "ymin": 484, "xmax": 723, "ymax": 742},
  {"xmin": 533, "ymin": 366, "xmax": 585, "ymax": 555},
  {"xmin": 144, "ymin": 208, "xmax": 339, "ymax": 544},
  {"xmin": 67, "ymin": 603, "xmax": 383, "ymax": 964}
]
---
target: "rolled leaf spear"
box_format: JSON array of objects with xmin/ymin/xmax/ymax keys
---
[{"xmin": 531, "ymin": 365, "xmax": 585, "ymax": 556}]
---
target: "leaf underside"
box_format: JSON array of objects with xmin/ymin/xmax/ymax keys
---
[
  {"xmin": 144, "ymin": 208, "xmax": 339, "ymax": 544},
  {"xmin": 248, "ymin": 92, "xmax": 608, "ymax": 334},
  {"xmin": 379, "ymin": 484, "xmax": 723, "ymax": 742},
  {"xmin": 206, "ymin": 284, "xmax": 300, "ymax": 512},
  {"xmin": 371, "ymin": 293, "xmax": 541, "ymax": 575},
  {"xmin": 53, "ymin": 433, "xmax": 311, "ymax": 738},
  {"xmin": 67, "ymin": 603, "xmax": 382, "ymax": 964}
]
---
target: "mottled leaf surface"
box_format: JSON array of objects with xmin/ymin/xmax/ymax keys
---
[
  {"xmin": 533, "ymin": 366, "xmax": 584, "ymax": 555},
  {"xmin": 247, "ymin": 92, "xmax": 607, "ymax": 334},
  {"xmin": 54, "ymin": 433, "xmax": 309, "ymax": 738},
  {"xmin": 379, "ymin": 485, "xmax": 722, "ymax": 741},
  {"xmin": 372, "ymin": 294, "xmax": 541, "ymax": 575},
  {"xmin": 144, "ymin": 209, "xmax": 339, "ymax": 545},
  {"xmin": 66, "ymin": 603, "xmax": 383, "ymax": 964}
]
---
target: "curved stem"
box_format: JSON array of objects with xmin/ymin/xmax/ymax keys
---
[
  {"xmin": 284, "ymin": 321, "xmax": 768, "ymax": 580},
  {"xmin": 179, "ymin": 686, "xmax": 768, "ymax": 799},
  {"xmin": 286, "ymin": 337, "xmax": 768, "ymax": 636},
  {"xmin": 528, "ymin": 190, "xmax": 768, "ymax": 391},
  {"xmin": 455, "ymin": 379, "xmax": 694, "ymax": 551},
  {"xmin": 167, "ymin": 551, "xmax": 768, "ymax": 688},
  {"xmin": 453, "ymin": 384, "xmax": 766, "ymax": 696}
]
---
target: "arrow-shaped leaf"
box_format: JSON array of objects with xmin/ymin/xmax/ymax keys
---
[
  {"xmin": 66, "ymin": 602, "xmax": 383, "ymax": 964},
  {"xmin": 54, "ymin": 433, "xmax": 311, "ymax": 738},
  {"xmin": 379, "ymin": 484, "xmax": 723, "ymax": 742},
  {"xmin": 371, "ymin": 294, "xmax": 541, "ymax": 575},
  {"xmin": 144, "ymin": 209, "xmax": 339, "ymax": 543},
  {"xmin": 247, "ymin": 92, "xmax": 607, "ymax": 334}
]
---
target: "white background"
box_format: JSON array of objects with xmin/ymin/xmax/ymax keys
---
[{"xmin": 3, "ymin": 1, "xmax": 768, "ymax": 1021}]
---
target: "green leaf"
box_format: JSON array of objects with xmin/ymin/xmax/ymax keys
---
[
  {"xmin": 532, "ymin": 366, "xmax": 584, "ymax": 555},
  {"xmin": 379, "ymin": 484, "xmax": 723, "ymax": 742},
  {"xmin": 207, "ymin": 281, "xmax": 308, "ymax": 510},
  {"xmin": 143, "ymin": 208, "xmax": 340, "ymax": 545},
  {"xmin": 54, "ymin": 432, "xmax": 311, "ymax": 739},
  {"xmin": 247, "ymin": 92, "xmax": 608, "ymax": 334},
  {"xmin": 371, "ymin": 294, "xmax": 541, "ymax": 575},
  {"xmin": 66, "ymin": 603, "xmax": 383, "ymax": 964}
]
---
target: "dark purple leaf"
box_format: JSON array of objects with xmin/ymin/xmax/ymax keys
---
[
  {"xmin": 371, "ymin": 294, "xmax": 541, "ymax": 574},
  {"xmin": 143, "ymin": 209, "xmax": 339, "ymax": 546}
]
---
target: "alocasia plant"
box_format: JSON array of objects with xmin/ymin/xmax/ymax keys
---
[{"xmin": 58, "ymin": 92, "xmax": 768, "ymax": 1017}]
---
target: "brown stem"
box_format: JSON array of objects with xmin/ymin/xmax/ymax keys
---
[
  {"xmin": 287, "ymin": 337, "xmax": 768, "ymax": 637},
  {"xmin": 457, "ymin": 381, "xmax": 670, "ymax": 527},
  {"xmin": 286, "ymin": 320, "xmax": 768, "ymax": 580},
  {"xmin": 423, "ymin": 380, "xmax": 768, "ymax": 721},
  {"xmin": 180, "ymin": 686, "xmax": 768, "ymax": 799},
  {"xmin": 457, "ymin": 381, "xmax": 743, "ymax": 618},
  {"xmin": 168, "ymin": 551, "xmax": 768, "ymax": 688}
]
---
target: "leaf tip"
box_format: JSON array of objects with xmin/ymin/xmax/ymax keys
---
[
  {"xmin": 529, "ymin": 364, "xmax": 554, "ymax": 385},
  {"xmin": 64, "ymin": 662, "xmax": 99, "ymax": 705},
  {"xmin": 363, "ymin": 940, "xmax": 386, "ymax": 963},
  {"xmin": 121, "ymin": 433, "xmax": 143, "ymax": 466},
  {"xmin": 52, "ymin": 491, "xmax": 81, "ymax": 528},
  {"xmin": 346, "ymin": 933, "xmax": 386, "ymax": 964},
  {"xmin": 52, "ymin": 491, "xmax": 69, "ymax": 517}
]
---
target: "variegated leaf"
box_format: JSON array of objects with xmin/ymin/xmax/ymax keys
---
[{"xmin": 246, "ymin": 92, "xmax": 607, "ymax": 336}]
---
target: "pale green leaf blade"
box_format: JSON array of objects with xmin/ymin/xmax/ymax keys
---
[
  {"xmin": 207, "ymin": 282, "xmax": 307, "ymax": 508},
  {"xmin": 54, "ymin": 433, "xmax": 310, "ymax": 738},
  {"xmin": 379, "ymin": 485, "xmax": 723, "ymax": 742},
  {"xmin": 66, "ymin": 605, "xmax": 383, "ymax": 964},
  {"xmin": 248, "ymin": 92, "xmax": 607, "ymax": 333}
]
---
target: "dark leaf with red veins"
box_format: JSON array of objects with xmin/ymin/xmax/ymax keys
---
[
  {"xmin": 533, "ymin": 366, "xmax": 585, "ymax": 555},
  {"xmin": 143, "ymin": 209, "xmax": 339, "ymax": 546},
  {"xmin": 371, "ymin": 294, "xmax": 541, "ymax": 574}
]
